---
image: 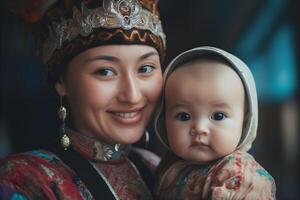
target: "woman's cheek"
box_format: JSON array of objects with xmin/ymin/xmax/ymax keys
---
[
  {"xmin": 148, "ymin": 76, "xmax": 163, "ymax": 102},
  {"xmin": 84, "ymin": 81, "xmax": 117, "ymax": 105}
]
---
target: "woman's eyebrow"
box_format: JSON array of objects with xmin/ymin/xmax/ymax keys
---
[
  {"xmin": 138, "ymin": 51, "xmax": 159, "ymax": 61},
  {"xmin": 84, "ymin": 55, "xmax": 120, "ymax": 63},
  {"xmin": 83, "ymin": 52, "xmax": 158, "ymax": 63}
]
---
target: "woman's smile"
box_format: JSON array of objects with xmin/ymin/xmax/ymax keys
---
[{"xmin": 108, "ymin": 106, "xmax": 145, "ymax": 125}]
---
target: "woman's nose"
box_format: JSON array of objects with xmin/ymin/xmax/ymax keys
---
[{"xmin": 118, "ymin": 75, "xmax": 142, "ymax": 104}]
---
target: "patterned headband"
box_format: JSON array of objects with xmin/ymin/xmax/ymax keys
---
[{"xmin": 42, "ymin": 0, "xmax": 166, "ymax": 64}]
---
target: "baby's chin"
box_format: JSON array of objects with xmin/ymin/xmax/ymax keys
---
[{"xmin": 185, "ymin": 153, "xmax": 225, "ymax": 165}]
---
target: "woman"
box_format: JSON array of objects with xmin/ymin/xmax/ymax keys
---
[{"xmin": 0, "ymin": 0, "xmax": 166, "ymax": 199}]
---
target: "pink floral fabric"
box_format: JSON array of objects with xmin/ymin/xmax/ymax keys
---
[{"xmin": 155, "ymin": 151, "xmax": 276, "ymax": 200}]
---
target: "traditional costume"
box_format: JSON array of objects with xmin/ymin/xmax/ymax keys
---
[{"xmin": 0, "ymin": 0, "xmax": 165, "ymax": 199}]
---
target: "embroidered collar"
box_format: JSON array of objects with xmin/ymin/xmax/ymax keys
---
[{"xmin": 67, "ymin": 128, "xmax": 131, "ymax": 162}]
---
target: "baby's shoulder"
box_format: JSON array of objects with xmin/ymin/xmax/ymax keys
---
[
  {"xmin": 214, "ymin": 151, "xmax": 270, "ymax": 175},
  {"xmin": 206, "ymin": 151, "xmax": 276, "ymax": 199},
  {"xmin": 216, "ymin": 151, "xmax": 257, "ymax": 167}
]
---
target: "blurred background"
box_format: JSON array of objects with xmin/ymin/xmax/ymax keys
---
[{"xmin": 0, "ymin": 0, "xmax": 299, "ymax": 199}]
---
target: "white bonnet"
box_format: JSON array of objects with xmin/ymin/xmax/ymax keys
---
[{"xmin": 154, "ymin": 46, "xmax": 258, "ymax": 152}]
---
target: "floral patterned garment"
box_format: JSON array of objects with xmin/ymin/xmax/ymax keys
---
[
  {"xmin": 0, "ymin": 130, "xmax": 154, "ymax": 200},
  {"xmin": 155, "ymin": 151, "xmax": 276, "ymax": 200}
]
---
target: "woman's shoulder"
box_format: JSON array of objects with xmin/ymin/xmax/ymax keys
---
[
  {"xmin": 0, "ymin": 149, "xmax": 67, "ymax": 175},
  {"xmin": 0, "ymin": 150, "xmax": 90, "ymax": 200}
]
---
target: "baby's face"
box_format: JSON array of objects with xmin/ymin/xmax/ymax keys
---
[{"xmin": 165, "ymin": 59, "xmax": 246, "ymax": 164}]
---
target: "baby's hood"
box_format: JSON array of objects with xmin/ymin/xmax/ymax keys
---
[{"xmin": 154, "ymin": 46, "xmax": 258, "ymax": 152}]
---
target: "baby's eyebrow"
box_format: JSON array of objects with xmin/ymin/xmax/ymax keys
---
[
  {"xmin": 210, "ymin": 102, "xmax": 232, "ymax": 110},
  {"xmin": 167, "ymin": 103, "xmax": 189, "ymax": 112}
]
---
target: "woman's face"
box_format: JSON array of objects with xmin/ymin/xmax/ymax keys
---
[{"xmin": 55, "ymin": 45, "xmax": 163, "ymax": 145}]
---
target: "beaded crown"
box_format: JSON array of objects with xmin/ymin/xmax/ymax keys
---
[
  {"xmin": 7, "ymin": 0, "xmax": 166, "ymax": 82},
  {"xmin": 43, "ymin": 0, "xmax": 166, "ymax": 64}
]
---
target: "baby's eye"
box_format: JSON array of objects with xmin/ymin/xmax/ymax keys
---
[
  {"xmin": 175, "ymin": 112, "xmax": 191, "ymax": 121},
  {"xmin": 211, "ymin": 112, "xmax": 226, "ymax": 121},
  {"xmin": 95, "ymin": 68, "xmax": 115, "ymax": 77},
  {"xmin": 138, "ymin": 65, "xmax": 154, "ymax": 74}
]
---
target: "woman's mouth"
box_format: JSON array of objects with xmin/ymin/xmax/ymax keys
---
[
  {"xmin": 108, "ymin": 108, "xmax": 144, "ymax": 124},
  {"xmin": 114, "ymin": 111, "xmax": 139, "ymax": 118}
]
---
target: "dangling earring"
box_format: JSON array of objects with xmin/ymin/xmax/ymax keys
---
[
  {"xmin": 114, "ymin": 143, "xmax": 120, "ymax": 151},
  {"xmin": 58, "ymin": 96, "xmax": 70, "ymax": 150},
  {"xmin": 144, "ymin": 130, "xmax": 150, "ymax": 148}
]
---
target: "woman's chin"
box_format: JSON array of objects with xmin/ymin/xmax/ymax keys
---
[{"xmin": 114, "ymin": 130, "xmax": 144, "ymax": 144}]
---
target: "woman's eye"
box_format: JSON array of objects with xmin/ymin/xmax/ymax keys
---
[
  {"xmin": 138, "ymin": 65, "xmax": 154, "ymax": 74},
  {"xmin": 211, "ymin": 112, "xmax": 226, "ymax": 121},
  {"xmin": 175, "ymin": 112, "xmax": 191, "ymax": 121},
  {"xmin": 95, "ymin": 68, "xmax": 115, "ymax": 76}
]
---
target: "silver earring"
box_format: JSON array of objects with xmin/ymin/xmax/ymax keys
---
[
  {"xmin": 114, "ymin": 143, "xmax": 120, "ymax": 151},
  {"xmin": 58, "ymin": 96, "xmax": 70, "ymax": 150},
  {"xmin": 144, "ymin": 130, "xmax": 150, "ymax": 148}
]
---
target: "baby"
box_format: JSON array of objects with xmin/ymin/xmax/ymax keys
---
[{"xmin": 154, "ymin": 46, "xmax": 276, "ymax": 199}]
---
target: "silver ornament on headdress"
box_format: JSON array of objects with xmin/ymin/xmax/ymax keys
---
[{"xmin": 42, "ymin": 0, "xmax": 166, "ymax": 63}]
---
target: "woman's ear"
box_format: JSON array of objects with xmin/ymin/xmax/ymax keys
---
[{"xmin": 55, "ymin": 79, "xmax": 67, "ymax": 96}]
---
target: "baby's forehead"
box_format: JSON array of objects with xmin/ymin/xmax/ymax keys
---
[
  {"xmin": 169, "ymin": 58, "xmax": 237, "ymax": 81},
  {"xmin": 166, "ymin": 58, "xmax": 245, "ymax": 99},
  {"xmin": 172, "ymin": 53, "xmax": 232, "ymax": 70}
]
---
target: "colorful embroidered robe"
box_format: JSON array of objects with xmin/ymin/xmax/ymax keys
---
[{"xmin": 0, "ymin": 130, "xmax": 159, "ymax": 200}]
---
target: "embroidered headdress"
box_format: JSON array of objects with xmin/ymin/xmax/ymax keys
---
[{"xmin": 8, "ymin": 0, "xmax": 166, "ymax": 83}]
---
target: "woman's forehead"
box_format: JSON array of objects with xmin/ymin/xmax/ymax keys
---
[{"xmin": 70, "ymin": 45, "xmax": 160, "ymax": 63}]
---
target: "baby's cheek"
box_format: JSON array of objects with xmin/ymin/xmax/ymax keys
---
[
  {"xmin": 169, "ymin": 134, "xmax": 186, "ymax": 151},
  {"xmin": 212, "ymin": 137, "xmax": 237, "ymax": 156}
]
